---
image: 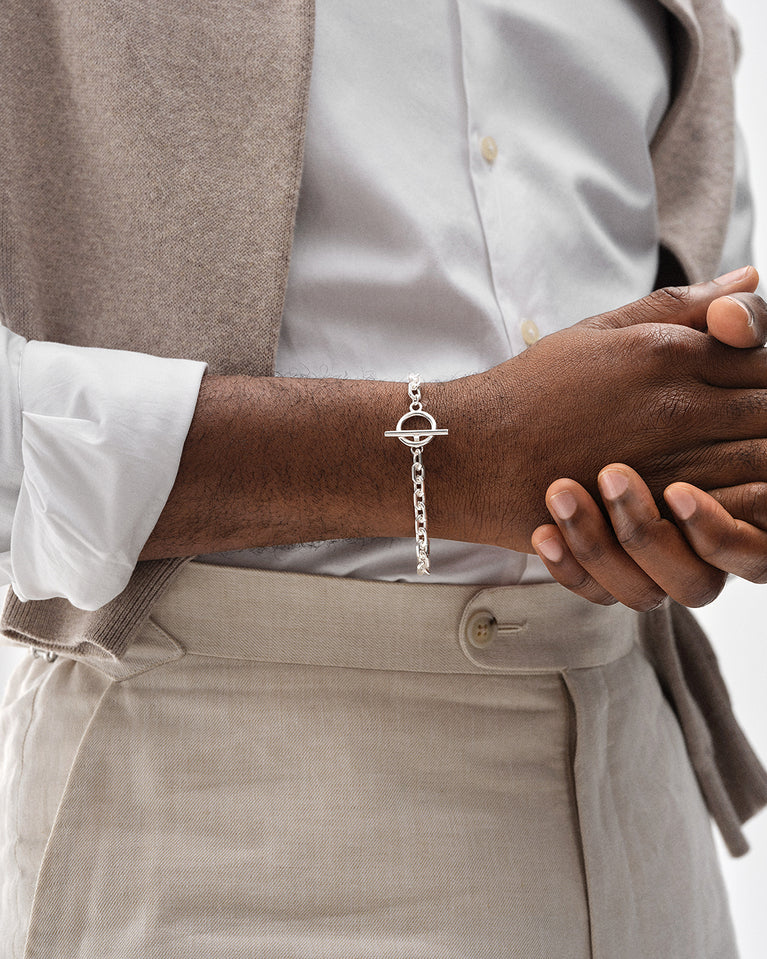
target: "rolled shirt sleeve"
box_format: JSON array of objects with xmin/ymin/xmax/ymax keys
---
[{"xmin": 0, "ymin": 326, "xmax": 206, "ymax": 611}]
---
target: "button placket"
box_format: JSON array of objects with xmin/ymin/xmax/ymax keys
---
[{"xmin": 458, "ymin": 11, "xmax": 525, "ymax": 356}]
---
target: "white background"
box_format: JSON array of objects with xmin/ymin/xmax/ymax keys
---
[
  {"xmin": 1, "ymin": 1, "xmax": 767, "ymax": 954},
  {"xmin": 694, "ymin": 2, "xmax": 767, "ymax": 955}
]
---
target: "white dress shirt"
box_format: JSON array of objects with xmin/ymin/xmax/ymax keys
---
[{"xmin": 0, "ymin": 0, "xmax": 754, "ymax": 607}]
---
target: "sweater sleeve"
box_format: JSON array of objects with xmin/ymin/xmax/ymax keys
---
[
  {"xmin": 716, "ymin": 125, "xmax": 757, "ymax": 280},
  {"xmin": 0, "ymin": 326, "xmax": 206, "ymax": 611}
]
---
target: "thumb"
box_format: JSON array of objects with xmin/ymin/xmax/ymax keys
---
[
  {"xmin": 705, "ymin": 291, "xmax": 767, "ymax": 348},
  {"xmin": 584, "ymin": 265, "xmax": 759, "ymax": 332}
]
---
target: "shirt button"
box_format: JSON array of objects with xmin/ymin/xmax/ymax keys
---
[
  {"xmin": 521, "ymin": 318, "xmax": 540, "ymax": 346},
  {"xmin": 479, "ymin": 136, "xmax": 498, "ymax": 164},
  {"xmin": 465, "ymin": 611, "xmax": 498, "ymax": 649}
]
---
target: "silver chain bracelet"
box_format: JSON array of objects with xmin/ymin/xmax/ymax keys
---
[{"xmin": 384, "ymin": 373, "xmax": 448, "ymax": 575}]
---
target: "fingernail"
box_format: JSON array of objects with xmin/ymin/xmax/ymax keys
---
[
  {"xmin": 725, "ymin": 295, "xmax": 754, "ymax": 326},
  {"xmin": 536, "ymin": 537, "xmax": 564, "ymax": 563},
  {"xmin": 665, "ymin": 487, "xmax": 696, "ymax": 521},
  {"xmin": 599, "ymin": 470, "xmax": 629, "ymax": 501},
  {"xmin": 713, "ymin": 265, "xmax": 751, "ymax": 286},
  {"xmin": 549, "ymin": 490, "xmax": 577, "ymax": 521}
]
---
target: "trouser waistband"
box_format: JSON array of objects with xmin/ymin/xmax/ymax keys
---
[{"xmin": 147, "ymin": 562, "xmax": 639, "ymax": 675}]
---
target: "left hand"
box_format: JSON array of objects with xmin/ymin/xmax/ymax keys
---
[
  {"xmin": 530, "ymin": 465, "xmax": 727, "ymax": 610},
  {"xmin": 531, "ymin": 466, "xmax": 767, "ymax": 610}
]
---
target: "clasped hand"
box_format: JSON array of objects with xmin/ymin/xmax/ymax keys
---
[{"xmin": 527, "ymin": 266, "xmax": 767, "ymax": 610}]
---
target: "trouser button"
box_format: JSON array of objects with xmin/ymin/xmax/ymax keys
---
[{"xmin": 465, "ymin": 611, "xmax": 498, "ymax": 649}]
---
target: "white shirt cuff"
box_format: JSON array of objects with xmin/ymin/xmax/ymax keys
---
[{"xmin": 7, "ymin": 339, "xmax": 206, "ymax": 611}]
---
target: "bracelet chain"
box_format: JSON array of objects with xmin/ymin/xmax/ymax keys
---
[
  {"xmin": 384, "ymin": 373, "xmax": 448, "ymax": 576},
  {"xmin": 408, "ymin": 376, "xmax": 430, "ymax": 574}
]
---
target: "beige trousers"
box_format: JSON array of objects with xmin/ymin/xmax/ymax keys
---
[{"xmin": 1, "ymin": 564, "xmax": 737, "ymax": 958}]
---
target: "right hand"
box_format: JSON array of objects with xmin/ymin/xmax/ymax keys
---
[{"xmin": 436, "ymin": 268, "xmax": 767, "ymax": 553}]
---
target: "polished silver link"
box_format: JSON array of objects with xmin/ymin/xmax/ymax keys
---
[
  {"xmin": 407, "ymin": 375, "xmax": 422, "ymax": 409},
  {"xmin": 385, "ymin": 373, "xmax": 448, "ymax": 576}
]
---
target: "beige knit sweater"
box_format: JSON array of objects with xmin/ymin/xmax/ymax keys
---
[{"xmin": 1, "ymin": 0, "xmax": 765, "ymax": 852}]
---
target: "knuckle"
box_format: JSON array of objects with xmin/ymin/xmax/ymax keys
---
[
  {"xmin": 569, "ymin": 570, "xmax": 593, "ymax": 591},
  {"xmin": 590, "ymin": 286, "xmax": 693, "ymax": 329},
  {"xmin": 641, "ymin": 322, "xmax": 693, "ymax": 359},
  {"xmin": 690, "ymin": 528, "xmax": 730, "ymax": 564},
  {"xmin": 724, "ymin": 392, "xmax": 764, "ymax": 424},
  {"xmin": 575, "ymin": 577, "xmax": 616, "ymax": 606},
  {"xmin": 645, "ymin": 285, "xmax": 693, "ymax": 317},
  {"xmin": 721, "ymin": 443, "xmax": 764, "ymax": 481},
  {"xmin": 564, "ymin": 568, "xmax": 599, "ymax": 593},
  {"xmin": 741, "ymin": 482, "xmax": 767, "ymax": 526},
  {"xmin": 632, "ymin": 588, "xmax": 668, "ymax": 613},
  {"xmin": 614, "ymin": 515, "xmax": 664, "ymax": 553},
  {"xmin": 742, "ymin": 556, "xmax": 767, "ymax": 585},
  {"xmin": 636, "ymin": 325, "xmax": 701, "ymax": 385},
  {"xmin": 569, "ymin": 540, "xmax": 609, "ymax": 567}
]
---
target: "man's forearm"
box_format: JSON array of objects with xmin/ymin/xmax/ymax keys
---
[
  {"xmin": 141, "ymin": 274, "xmax": 767, "ymax": 564},
  {"xmin": 140, "ymin": 373, "xmax": 455, "ymax": 559}
]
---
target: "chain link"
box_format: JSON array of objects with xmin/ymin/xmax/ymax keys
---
[
  {"xmin": 384, "ymin": 373, "xmax": 448, "ymax": 576},
  {"xmin": 407, "ymin": 375, "xmax": 430, "ymax": 573},
  {"xmin": 407, "ymin": 374, "xmax": 423, "ymax": 412},
  {"xmin": 411, "ymin": 446, "xmax": 429, "ymax": 574}
]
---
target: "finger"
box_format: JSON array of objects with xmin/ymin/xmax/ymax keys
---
[
  {"xmin": 665, "ymin": 483, "xmax": 767, "ymax": 583},
  {"xmin": 675, "ymin": 384, "xmax": 767, "ymax": 441},
  {"xmin": 544, "ymin": 479, "xmax": 668, "ymax": 612},
  {"xmin": 708, "ymin": 482, "xmax": 767, "ymax": 528},
  {"xmin": 625, "ymin": 318, "xmax": 767, "ymax": 392},
  {"xmin": 664, "ymin": 438, "xmax": 767, "ymax": 494},
  {"xmin": 531, "ymin": 523, "xmax": 617, "ymax": 606},
  {"xmin": 707, "ymin": 292, "xmax": 767, "ymax": 348},
  {"xmin": 586, "ymin": 265, "xmax": 759, "ymax": 331},
  {"xmin": 698, "ymin": 342, "xmax": 767, "ymax": 389},
  {"xmin": 598, "ymin": 465, "xmax": 726, "ymax": 607}
]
